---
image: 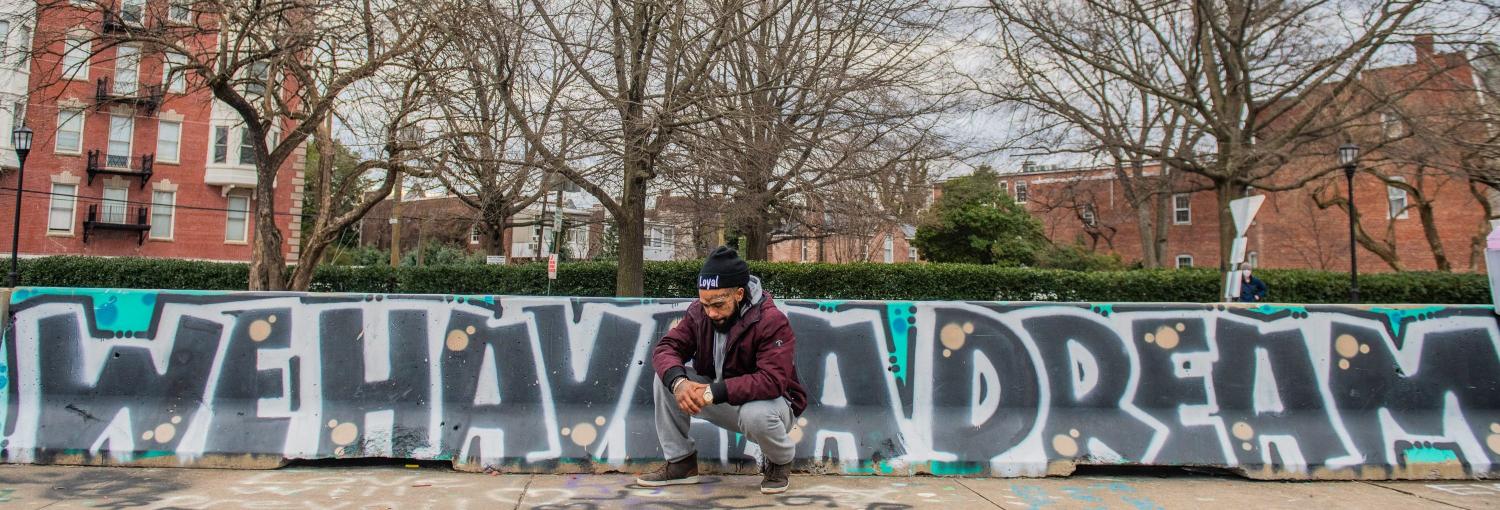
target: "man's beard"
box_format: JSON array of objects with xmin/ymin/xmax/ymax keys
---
[{"xmin": 711, "ymin": 302, "xmax": 742, "ymax": 333}]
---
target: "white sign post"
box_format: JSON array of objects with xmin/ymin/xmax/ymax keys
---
[{"xmin": 1224, "ymin": 195, "xmax": 1265, "ymax": 302}]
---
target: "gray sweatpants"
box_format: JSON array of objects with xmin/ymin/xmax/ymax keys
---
[{"xmin": 654, "ymin": 366, "xmax": 796, "ymax": 465}]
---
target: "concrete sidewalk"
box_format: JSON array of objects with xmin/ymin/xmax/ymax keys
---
[{"xmin": 0, "ymin": 464, "xmax": 1495, "ymax": 509}]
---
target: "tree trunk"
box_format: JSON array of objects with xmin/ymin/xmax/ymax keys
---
[
  {"xmin": 1134, "ymin": 205, "xmax": 1158, "ymax": 268},
  {"xmin": 248, "ymin": 172, "xmax": 287, "ymax": 291},
  {"xmin": 616, "ymin": 162, "xmax": 649, "ymax": 297},
  {"xmin": 1152, "ymin": 190, "xmax": 1171, "ymax": 269},
  {"xmin": 1214, "ymin": 181, "xmax": 1241, "ymax": 273},
  {"xmin": 1414, "ymin": 198, "xmax": 1451, "ymax": 271},
  {"xmin": 740, "ymin": 211, "xmax": 771, "ymax": 261}
]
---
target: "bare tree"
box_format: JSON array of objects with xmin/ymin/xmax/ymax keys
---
[
  {"xmin": 28, "ymin": 0, "xmax": 438, "ymax": 289},
  {"xmin": 678, "ymin": 0, "xmax": 959, "ymax": 260},
  {"xmin": 986, "ymin": 0, "xmax": 1466, "ymax": 273}
]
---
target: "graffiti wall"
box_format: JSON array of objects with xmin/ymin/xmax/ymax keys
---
[{"xmin": 1, "ymin": 287, "xmax": 1497, "ymax": 480}]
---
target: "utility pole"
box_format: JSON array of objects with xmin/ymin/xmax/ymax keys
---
[{"xmin": 389, "ymin": 180, "xmax": 402, "ymax": 266}]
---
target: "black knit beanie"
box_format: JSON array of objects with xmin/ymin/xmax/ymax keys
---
[{"xmin": 698, "ymin": 245, "xmax": 750, "ymax": 290}]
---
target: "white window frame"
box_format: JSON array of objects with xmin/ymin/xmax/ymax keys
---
[
  {"xmin": 648, "ymin": 225, "xmax": 671, "ymax": 249},
  {"xmin": 1081, "ymin": 204, "xmax": 1097, "ymax": 227},
  {"xmin": 1381, "ymin": 111, "xmax": 1404, "ymax": 139},
  {"xmin": 101, "ymin": 185, "xmax": 128, "ymax": 223},
  {"xmin": 114, "ymin": 45, "xmax": 140, "ymax": 95},
  {"xmin": 121, "ymin": 0, "xmax": 145, "ymax": 25},
  {"xmin": 1247, "ymin": 251, "xmax": 1259, "ymax": 269},
  {"xmin": 1387, "ymin": 177, "xmax": 1409, "ymax": 220},
  {"xmin": 63, "ymin": 36, "xmax": 90, "ymax": 81},
  {"xmin": 0, "ymin": 21, "xmax": 10, "ymax": 63},
  {"xmin": 16, "ymin": 25, "xmax": 29, "ymax": 69},
  {"xmin": 107, "ymin": 114, "xmax": 133, "ymax": 167},
  {"xmin": 567, "ymin": 227, "xmax": 588, "ymax": 256},
  {"xmin": 156, "ymin": 120, "xmax": 181, "ymax": 163},
  {"xmin": 48, "ymin": 183, "xmax": 77, "ymax": 234},
  {"xmin": 211, "ymin": 125, "xmax": 230, "ymax": 164},
  {"xmin": 150, "ymin": 189, "xmax": 175, "ymax": 240},
  {"xmin": 244, "ymin": 61, "xmax": 269, "ymax": 96},
  {"xmin": 163, "ymin": 52, "xmax": 187, "ymax": 93},
  {"xmin": 883, "ymin": 235, "xmax": 894, "ymax": 263},
  {"xmin": 800, "ymin": 239, "xmax": 809, "ymax": 262},
  {"xmin": 469, "ymin": 225, "xmax": 480, "ymax": 245},
  {"xmin": 909, "ymin": 245, "xmax": 918, "ymax": 262},
  {"xmin": 1176, "ymin": 255, "xmax": 1194, "ymax": 269},
  {"xmin": 1014, "ymin": 181, "xmax": 1028, "ymax": 203},
  {"xmin": 1173, "ymin": 193, "xmax": 1192, "ymax": 225},
  {"xmin": 225, "ymin": 193, "xmax": 250, "ymax": 243},
  {"xmin": 166, "ymin": 0, "xmax": 191, "ymax": 23},
  {"xmin": 55, "ymin": 109, "xmax": 84, "ymax": 154}
]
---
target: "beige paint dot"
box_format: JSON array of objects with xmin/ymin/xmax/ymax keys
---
[
  {"xmin": 1491, "ymin": 423, "xmax": 1500, "ymax": 434},
  {"xmin": 1069, "ymin": 429, "xmax": 1080, "ymax": 438},
  {"xmin": 1153, "ymin": 326, "xmax": 1180, "ymax": 349},
  {"xmin": 798, "ymin": 417, "xmax": 808, "ymax": 427},
  {"xmin": 940, "ymin": 323, "xmax": 967, "ymax": 351},
  {"xmin": 446, "ymin": 330, "xmax": 470, "ymax": 351},
  {"xmin": 248, "ymin": 320, "xmax": 273, "ymax": 342},
  {"xmin": 561, "ymin": 427, "xmax": 571, "ymax": 436},
  {"xmin": 943, "ymin": 349, "xmax": 952, "ymax": 358},
  {"xmin": 1339, "ymin": 359, "xmax": 1351, "ymax": 370},
  {"xmin": 1144, "ymin": 333, "xmax": 1155, "ymax": 344},
  {"xmin": 142, "ymin": 431, "xmax": 154, "ymax": 441},
  {"xmin": 1335, "ymin": 334, "xmax": 1359, "ymax": 359},
  {"xmin": 267, "ymin": 315, "xmax": 277, "ymax": 324},
  {"xmin": 328, "ymin": 420, "xmax": 339, "ymax": 428},
  {"xmin": 154, "ymin": 423, "xmax": 177, "ymax": 443},
  {"xmin": 1488, "ymin": 434, "xmax": 1500, "ymax": 454},
  {"xmin": 1242, "ymin": 442, "xmax": 1253, "ymax": 451},
  {"xmin": 1175, "ymin": 323, "xmax": 1186, "ymax": 332},
  {"xmin": 594, "ymin": 416, "xmax": 606, "ymax": 426},
  {"xmin": 171, "ymin": 416, "xmax": 182, "ymax": 424},
  {"xmin": 570, "ymin": 423, "xmax": 597, "ymax": 446},
  {"xmin": 331, "ymin": 423, "xmax": 358, "ymax": 446},
  {"xmin": 335, "ymin": 446, "xmax": 346, "ymax": 456},
  {"xmin": 1360, "ymin": 343, "xmax": 1370, "ymax": 354},
  {"xmin": 1232, "ymin": 422, "xmax": 1254, "ymax": 441},
  {"xmin": 789, "ymin": 426, "xmax": 804, "ymax": 444},
  {"xmin": 1051, "ymin": 435, "xmax": 1078, "ymax": 457},
  {"xmin": 962, "ymin": 322, "xmax": 974, "ymax": 334},
  {"xmin": 466, "ymin": 326, "xmax": 476, "ymax": 335}
]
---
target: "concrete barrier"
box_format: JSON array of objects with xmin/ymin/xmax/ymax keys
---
[{"xmin": 1, "ymin": 287, "xmax": 1497, "ymax": 480}]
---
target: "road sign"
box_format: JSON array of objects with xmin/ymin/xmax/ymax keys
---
[{"xmin": 548, "ymin": 254, "xmax": 558, "ymax": 280}]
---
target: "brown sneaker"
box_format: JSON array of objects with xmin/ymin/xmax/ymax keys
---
[
  {"xmin": 635, "ymin": 452, "xmax": 700, "ymax": 487},
  {"xmin": 760, "ymin": 460, "xmax": 791, "ymax": 494}
]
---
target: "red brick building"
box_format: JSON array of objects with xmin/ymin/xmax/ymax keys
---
[{"xmin": 0, "ymin": 1, "xmax": 302, "ymax": 264}]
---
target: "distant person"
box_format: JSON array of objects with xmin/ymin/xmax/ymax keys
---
[
  {"xmin": 636, "ymin": 246, "xmax": 807, "ymax": 494},
  {"xmin": 1238, "ymin": 269, "xmax": 1268, "ymax": 303}
]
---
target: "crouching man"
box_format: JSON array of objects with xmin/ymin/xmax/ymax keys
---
[{"xmin": 636, "ymin": 246, "xmax": 808, "ymax": 494}]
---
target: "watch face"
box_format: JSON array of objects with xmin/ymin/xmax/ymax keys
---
[{"xmin": 703, "ymin": 388, "xmax": 713, "ymax": 402}]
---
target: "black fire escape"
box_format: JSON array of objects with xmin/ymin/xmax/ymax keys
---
[
  {"xmin": 86, "ymin": 150, "xmax": 154, "ymax": 188},
  {"xmin": 84, "ymin": 204, "xmax": 151, "ymax": 245}
]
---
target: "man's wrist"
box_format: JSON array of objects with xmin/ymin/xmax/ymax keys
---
[
  {"xmin": 670, "ymin": 376, "xmax": 687, "ymax": 393},
  {"xmin": 662, "ymin": 366, "xmax": 687, "ymax": 391}
]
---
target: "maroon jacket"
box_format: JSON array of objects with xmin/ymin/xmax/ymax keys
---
[{"xmin": 652, "ymin": 289, "xmax": 808, "ymax": 416}]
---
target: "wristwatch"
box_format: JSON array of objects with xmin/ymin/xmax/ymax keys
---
[{"xmin": 702, "ymin": 386, "xmax": 714, "ymax": 404}]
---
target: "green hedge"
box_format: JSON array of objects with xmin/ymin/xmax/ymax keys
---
[{"xmin": 9, "ymin": 256, "xmax": 1492, "ymax": 304}]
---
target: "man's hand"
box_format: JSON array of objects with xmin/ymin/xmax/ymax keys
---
[{"xmin": 673, "ymin": 380, "xmax": 710, "ymax": 415}]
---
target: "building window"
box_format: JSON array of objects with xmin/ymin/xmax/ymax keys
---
[
  {"xmin": 238, "ymin": 128, "xmax": 256, "ymax": 165},
  {"xmin": 163, "ymin": 52, "xmax": 187, "ymax": 93},
  {"xmin": 16, "ymin": 26, "xmax": 29, "ymax": 68},
  {"xmin": 0, "ymin": 22, "xmax": 10, "ymax": 62},
  {"xmin": 567, "ymin": 227, "xmax": 588, "ymax": 255},
  {"xmin": 121, "ymin": 0, "xmax": 145, "ymax": 25},
  {"xmin": 150, "ymin": 190, "xmax": 174, "ymax": 239},
  {"xmin": 648, "ymin": 225, "xmax": 673, "ymax": 249},
  {"xmin": 1014, "ymin": 181, "xmax": 1028, "ymax": 203},
  {"xmin": 469, "ymin": 225, "xmax": 480, "ymax": 244},
  {"xmin": 114, "ymin": 45, "xmax": 139, "ymax": 94},
  {"xmin": 157, "ymin": 120, "xmax": 181, "ymax": 163},
  {"xmin": 55, "ymin": 110, "xmax": 84, "ymax": 154},
  {"xmin": 909, "ymin": 246, "xmax": 918, "ymax": 261},
  {"xmin": 167, "ymin": 0, "xmax": 190, "ymax": 23},
  {"xmin": 11, "ymin": 101, "xmax": 25, "ymax": 135},
  {"xmin": 800, "ymin": 239, "xmax": 809, "ymax": 262},
  {"xmin": 48, "ymin": 183, "xmax": 77, "ymax": 233},
  {"xmin": 999, "ymin": 181, "xmax": 1008, "ymax": 193},
  {"xmin": 1175, "ymin": 254, "xmax": 1193, "ymax": 269},
  {"xmin": 1387, "ymin": 177, "xmax": 1409, "ymax": 219},
  {"xmin": 245, "ymin": 61, "xmax": 269, "ymax": 96},
  {"xmin": 1173, "ymin": 193, "xmax": 1191, "ymax": 224},
  {"xmin": 63, "ymin": 36, "xmax": 90, "ymax": 80},
  {"xmin": 1081, "ymin": 204, "xmax": 1097, "ymax": 227},
  {"xmin": 102, "ymin": 185, "xmax": 128, "ymax": 223},
  {"xmin": 1247, "ymin": 251, "xmax": 1259, "ymax": 269},
  {"xmin": 226, "ymin": 193, "xmax": 249, "ymax": 242},
  {"xmin": 1381, "ymin": 111, "xmax": 1404, "ymax": 139},
  {"xmin": 107, "ymin": 115, "xmax": 133, "ymax": 167},
  {"xmin": 212, "ymin": 126, "xmax": 229, "ymax": 163},
  {"xmin": 883, "ymin": 235, "xmax": 894, "ymax": 263}
]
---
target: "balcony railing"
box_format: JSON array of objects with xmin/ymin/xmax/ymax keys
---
[
  {"xmin": 87, "ymin": 150, "xmax": 154, "ymax": 188},
  {"xmin": 84, "ymin": 204, "xmax": 150, "ymax": 244},
  {"xmin": 96, "ymin": 77, "xmax": 162, "ymax": 116},
  {"xmin": 102, "ymin": 6, "xmax": 155, "ymax": 34}
]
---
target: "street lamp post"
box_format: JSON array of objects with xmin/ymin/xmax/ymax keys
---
[
  {"xmin": 8, "ymin": 125, "xmax": 32, "ymax": 288},
  {"xmin": 1338, "ymin": 143, "xmax": 1360, "ymax": 304}
]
